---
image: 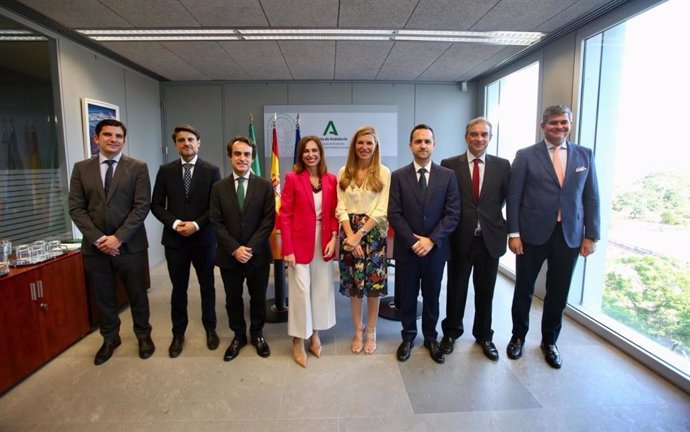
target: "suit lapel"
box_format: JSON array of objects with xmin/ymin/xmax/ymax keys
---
[
  {"xmin": 298, "ymin": 171, "xmax": 316, "ymax": 213},
  {"xmin": 106, "ymin": 155, "xmax": 128, "ymax": 202},
  {"xmin": 405, "ymin": 164, "xmax": 426, "ymax": 207},
  {"xmin": 90, "ymin": 157, "xmax": 107, "ymax": 202},
  {"xmin": 457, "ymin": 154, "xmax": 474, "ymax": 202},
  {"xmin": 536, "ymin": 141, "xmax": 561, "ymax": 186},
  {"xmin": 563, "ymin": 141, "xmax": 575, "ymax": 186},
  {"xmin": 187, "ymin": 159, "xmax": 202, "ymax": 196},
  {"xmin": 241, "ymin": 173, "xmax": 257, "ymax": 213}
]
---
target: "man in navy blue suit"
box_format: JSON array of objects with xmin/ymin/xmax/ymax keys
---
[
  {"xmin": 506, "ymin": 105, "xmax": 600, "ymax": 369},
  {"xmin": 388, "ymin": 124, "xmax": 460, "ymax": 364}
]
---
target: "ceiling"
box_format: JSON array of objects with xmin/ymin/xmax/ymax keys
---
[{"xmin": 5, "ymin": 0, "xmax": 622, "ymax": 82}]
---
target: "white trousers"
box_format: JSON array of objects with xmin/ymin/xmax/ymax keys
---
[{"xmin": 287, "ymin": 224, "xmax": 336, "ymax": 339}]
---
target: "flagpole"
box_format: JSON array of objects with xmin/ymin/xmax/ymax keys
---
[{"xmin": 266, "ymin": 113, "xmax": 288, "ymax": 322}]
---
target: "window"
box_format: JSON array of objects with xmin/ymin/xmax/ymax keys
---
[
  {"xmin": 575, "ymin": 0, "xmax": 690, "ymax": 379},
  {"xmin": 484, "ymin": 62, "xmax": 540, "ymax": 273}
]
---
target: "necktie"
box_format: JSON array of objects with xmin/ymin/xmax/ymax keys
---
[
  {"xmin": 236, "ymin": 177, "xmax": 245, "ymax": 209},
  {"xmin": 104, "ymin": 160, "xmax": 115, "ymax": 195},
  {"xmin": 183, "ymin": 163, "xmax": 192, "ymax": 196},
  {"xmin": 553, "ymin": 145, "xmax": 564, "ymax": 187},
  {"xmin": 553, "ymin": 146, "xmax": 564, "ymax": 221},
  {"xmin": 418, "ymin": 167, "xmax": 427, "ymax": 191},
  {"xmin": 472, "ymin": 158, "xmax": 480, "ymax": 202}
]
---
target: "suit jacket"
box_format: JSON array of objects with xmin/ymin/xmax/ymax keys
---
[
  {"xmin": 507, "ymin": 140, "xmax": 600, "ymax": 248},
  {"xmin": 68, "ymin": 155, "xmax": 150, "ymax": 255},
  {"xmin": 209, "ymin": 173, "xmax": 275, "ymax": 268},
  {"xmin": 151, "ymin": 158, "xmax": 221, "ymax": 248},
  {"xmin": 387, "ymin": 162, "xmax": 460, "ymax": 263},
  {"xmin": 442, "ymin": 153, "xmax": 510, "ymax": 259},
  {"xmin": 279, "ymin": 170, "xmax": 338, "ymax": 264}
]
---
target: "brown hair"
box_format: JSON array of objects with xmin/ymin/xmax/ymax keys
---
[
  {"xmin": 172, "ymin": 124, "xmax": 200, "ymax": 141},
  {"xmin": 293, "ymin": 135, "xmax": 327, "ymax": 176}
]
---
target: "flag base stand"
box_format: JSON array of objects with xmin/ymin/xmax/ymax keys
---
[{"xmin": 266, "ymin": 258, "xmax": 288, "ymax": 323}]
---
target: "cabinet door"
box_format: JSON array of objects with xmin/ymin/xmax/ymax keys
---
[
  {"xmin": 38, "ymin": 254, "xmax": 90, "ymax": 358},
  {"xmin": 0, "ymin": 272, "xmax": 44, "ymax": 393}
]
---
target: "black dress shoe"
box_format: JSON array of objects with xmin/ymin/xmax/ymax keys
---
[
  {"xmin": 168, "ymin": 335, "xmax": 184, "ymax": 358},
  {"xmin": 224, "ymin": 337, "xmax": 247, "ymax": 362},
  {"xmin": 396, "ymin": 340, "xmax": 414, "ymax": 362},
  {"xmin": 252, "ymin": 336, "xmax": 271, "ymax": 358},
  {"xmin": 94, "ymin": 337, "xmax": 121, "ymax": 365},
  {"xmin": 507, "ymin": 336, "xmax": 524, "ymax": 360},
  {"xmin": 138, "ymin": 337, "xmax": 156, "ymax": 359},
  {"xmin": 439, "ymin": 336, "xmax": 455, "ymax": 355},
  {"xmin": 206, "ymin": 330, "xmax": 220, "ymax": 350},
  {"xmin": 541, "ymin": 343, "xmax": 562, "ymax": 369},
  {"xmin": 477, "ymin": 340, "xmax": 499, "ymax": 361},
  {"xmin": 424, "ymin": 340, "xmax": 445, "ymax": 364}
]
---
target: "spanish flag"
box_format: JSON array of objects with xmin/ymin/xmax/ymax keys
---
[{"xmin": 270, "ymin": 117, "xmax": 281, "ymax": 215}]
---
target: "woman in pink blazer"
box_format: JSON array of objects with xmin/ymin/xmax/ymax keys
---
[{"xmin": 280, "ymin": 135, "xmax": 338, "ymax": 367}]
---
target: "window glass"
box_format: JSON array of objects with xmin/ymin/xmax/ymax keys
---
[
  {"xmin": 484, "ymin": 62, "xmax": 540, "ymax": 273},
  {"xmin": 576, "ymin": 0, "xmax": 690, "ymax": 376},
  {"xmin": 0, "ymin": 16, "xmax": 70, "ymax": 246}
]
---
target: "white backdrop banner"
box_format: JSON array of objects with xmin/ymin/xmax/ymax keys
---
[{"xmin": 263, "ymin": 105, "xmax": 397, "ymax": 158}]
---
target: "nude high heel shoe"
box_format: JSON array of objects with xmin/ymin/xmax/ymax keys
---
[
  {"xmin": 293, "ymin": 337, "xmax": 307, "ymax": 368},
  {"xmin": 309, "ymin": 332, "xmax": 322, "ymax": 358}
]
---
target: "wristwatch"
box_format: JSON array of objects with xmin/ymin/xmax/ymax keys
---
[{"xmin": 360, "ymin": 227, "xmax": 368, "ymax": 236}]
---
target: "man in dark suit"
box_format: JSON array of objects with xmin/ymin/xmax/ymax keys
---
[
  {"xmin": 210, "ymin": 136, "xmax": 275, "ymax": 362},
  {"xmin": 151, "ymin": 124, "xmax": 221, "ymax": 358},
  {"xmin": 69, "ymin": 119, "xmax": 155, "ymax": 365},
  {"xmin": 388, "ymin": 124, "xmax": 460, "ymax": 364},
  {"xmin": 440, "ymin": 117, "xmax": 510, "ymax": 361},
  {"xmin": 507, "ymin": 105, "xmax": 600, "ymax": 369}
]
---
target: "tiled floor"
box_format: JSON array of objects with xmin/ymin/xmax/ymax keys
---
[{"xmin": 1, "ymin": 262, "xmax": 688, "ymax": 431}]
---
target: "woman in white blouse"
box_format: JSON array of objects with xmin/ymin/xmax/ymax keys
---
[{"xmin": 336, "ymin": 125, "xmax": 391, "ymax": 355}]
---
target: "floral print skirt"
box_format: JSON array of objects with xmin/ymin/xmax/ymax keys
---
[{"xmin": 339, "ymin": 214, "xmax": 388, "ymax": 298}]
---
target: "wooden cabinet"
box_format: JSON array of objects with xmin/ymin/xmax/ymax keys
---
[{"xmin": 0, "ymin": 251, "xmax": 90, "ymax": 394}]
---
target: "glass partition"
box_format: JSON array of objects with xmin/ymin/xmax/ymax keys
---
[{"xmin": 0, "ymin": 14, "xmax": 70, "ymax": 246}]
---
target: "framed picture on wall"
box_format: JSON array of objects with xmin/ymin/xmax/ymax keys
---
[{"xmin": 81, "ymin": 98, "xmax": 119, "ymax": 158}]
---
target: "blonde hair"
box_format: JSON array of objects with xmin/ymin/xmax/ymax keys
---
[{"xmin": 339, "ymin": 125, "xmax": 384, "ymax": 193}]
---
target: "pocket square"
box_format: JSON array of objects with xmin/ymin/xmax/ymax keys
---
[{"xmin": 575, "ymin": 166, "xmax": 587, "ymax": 173}]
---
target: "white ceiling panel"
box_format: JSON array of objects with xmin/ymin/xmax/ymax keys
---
[
  {"xmin": 407, "ymin": 0, "xmax": 499, "ymax": 30},
  {"xmin": 335, "ymin": 41, "xmax": 394, "ymax": 80},
  {"xmin": 537, "ymin": 0, "xmax": 613, "ymax": 32},
  {"xmin": 161, "ymin": 41, "xmax": 249, "ymax": 80},
  {"xmin": 338, "ymin": 0, "xmax": 418, "ymax": 28},
  {"xmin": 181, "ymin": 0, "xmax": 269, "ymax": 27},
  {"xmin": 473, "ymin": 0, "xmax": 577, "ymax": 31},
  {"xmin": 218, "ymin": 40, "xmax": 292, "ymax": 80},
  {"xmin": 417, "ymin": 44, "xmax": 508, "ymax": 81},
  {"xmin": 278, "ymin": 40, "xmax": 336, "ymax": 80},
  {"xmin": 102, "ymin": 41, "xmax": 207, "ymax": 81},
  {"xmin": 103, "ymin": 0, "xmax": 200, "ymax": 28},
  {"xmin": 18, "ymin": 0, "xmax": 131, "ymax": 28},
  {"xmin": 377, "ymin": 41, "xmax": 451, "ymax": 81},
  {"xmin": 261, "ymin": 0, "xmax": 339, "ymax": 27}
]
